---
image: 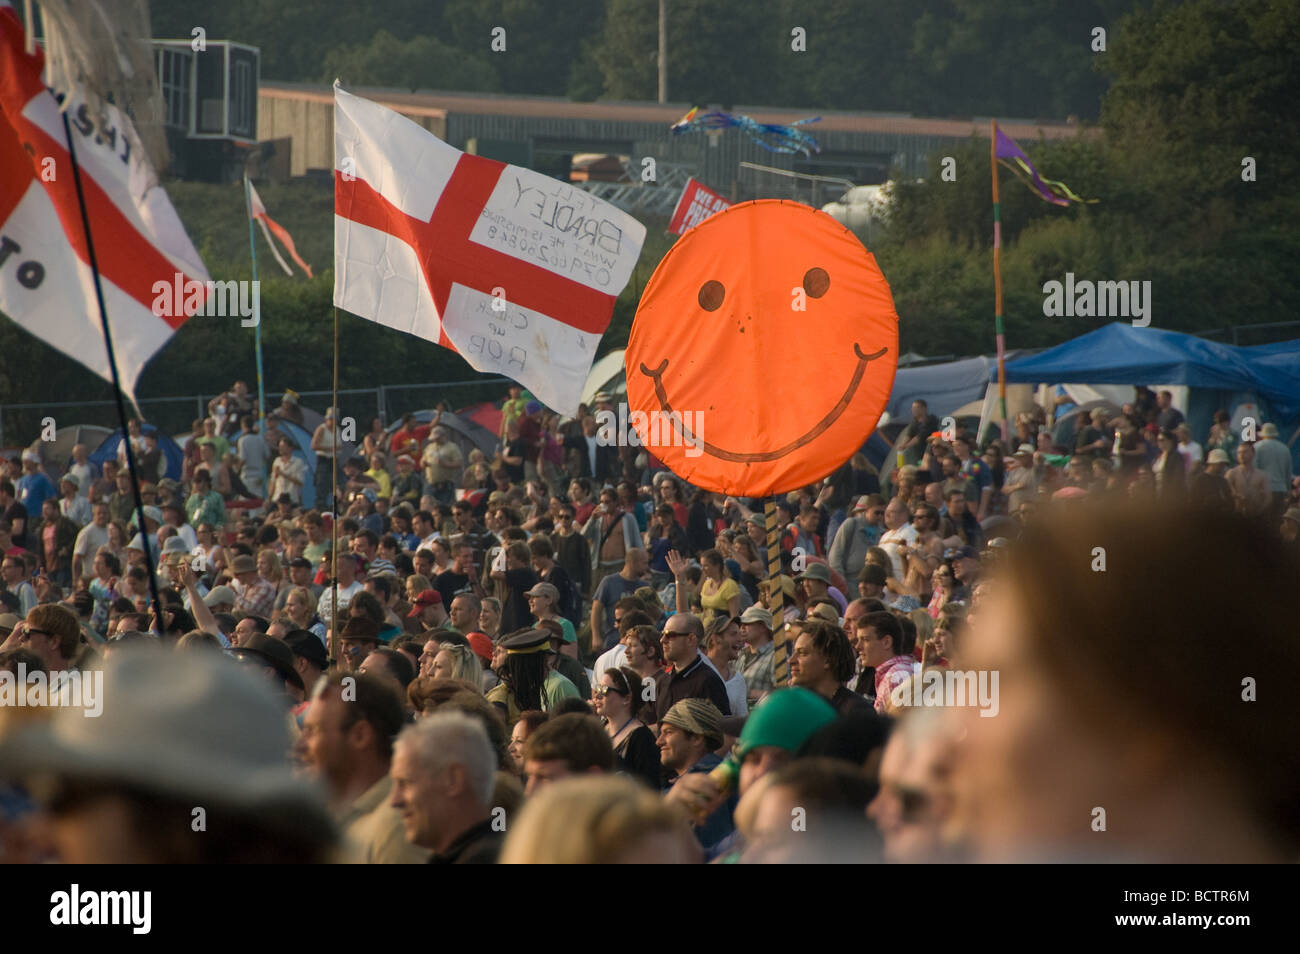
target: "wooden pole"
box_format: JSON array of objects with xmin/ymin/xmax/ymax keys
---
[
  {"xmin": 766, "ymin": 498, "xmax": 790, "ymax": 685},
  {"xmin": 657, "ymin": 0, "xmax": 668, "ymax": 105},
  {"xmin": 991, "ymin": 120, "xmax": 1009, "ymax": 445}
]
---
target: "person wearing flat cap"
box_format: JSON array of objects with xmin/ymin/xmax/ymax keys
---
[
  {"xmin": 657, "ymin": 699, "xmax": 737, "ymax": 855},
  {"xmin": 485, "ymin": 629, "xmax": 580, "ymax": 727},
  {"xmin": 0, "ymin": 650, "xmax": 336, "ymax": 862}
]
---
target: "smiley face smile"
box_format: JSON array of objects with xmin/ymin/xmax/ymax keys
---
[{"xmin": 639, "ymin": 342, "xmax": 889, "ymax": 463}]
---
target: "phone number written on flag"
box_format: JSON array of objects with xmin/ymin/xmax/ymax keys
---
[{"xmin": 476, "ymin": 212, "xmax": 618, "ymax": 289}]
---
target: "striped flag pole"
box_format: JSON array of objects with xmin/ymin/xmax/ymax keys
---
[
  {"xmin": 767, "ymin": 498, "xmax": 791, "ymax": 685},
  {"xmin": 991, "ymin": 120, "xmax": 1009, "ymax": 445}
]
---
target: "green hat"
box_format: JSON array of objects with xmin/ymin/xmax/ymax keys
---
[{"xmin": 735, "ymin": 688, "xmax": 837, "ymax": 760}]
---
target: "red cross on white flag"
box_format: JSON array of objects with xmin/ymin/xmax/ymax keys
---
[
  {"xmin": 0, "ymin": 1, "xmax": 208, "ymax": 400},
  {"xmin": 333, "ymin": 85, "xmax": 646, "ymax": 416}
]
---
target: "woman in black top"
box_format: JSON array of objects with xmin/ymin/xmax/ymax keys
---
[{"xmin": 593, "ymin": 666, "xmax": 661, "ymax": 790}]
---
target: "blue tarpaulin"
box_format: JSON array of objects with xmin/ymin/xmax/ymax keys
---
[
  {"xmin": 1004, "ymin": 324, "xmax": 1300, "ymax": 418},
  {"xmin": 885, "ymin": 356, "xmax": 998, "ymax": 421}
]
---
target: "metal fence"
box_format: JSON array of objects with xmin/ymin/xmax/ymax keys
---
[{"xmin": 0, "ymin": 377, "xmax": 517, "ymax": 448}]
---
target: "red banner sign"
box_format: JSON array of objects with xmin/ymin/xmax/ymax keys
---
[{"xmin": 667, "ymin": 177, "xmax": 730, "ymax": 235}]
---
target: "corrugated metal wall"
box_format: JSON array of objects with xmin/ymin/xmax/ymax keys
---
[{"xmin": 260, "ymin": 87, "xmax": 994, "ymax": 187}]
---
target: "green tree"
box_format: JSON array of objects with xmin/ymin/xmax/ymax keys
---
[
  {"xmin": 443, "ymin": 0, "xmax": 605, "ymax": 96},
  {"xmin": 322, "ymin": 30, "xmax": 499, "ymax": 92}
]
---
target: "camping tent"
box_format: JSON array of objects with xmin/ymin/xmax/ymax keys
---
[
  {"xmin": 31, "ymin": 424, "xmax": 114, "ymax": 476},
  {"xmin": 582, "ymin": 349, "xmax": 629, "ymax": 408},
  {"xmin": 90, "ymin": 425, "xmax": 185, "ymax": 482},
  {"xmin": 384, "ymin": 410, "xmax": 499, "ymax": 461},
  {"xmin": 1004, "ymin": 323, "xmax": 1300, "ymax": 439}
]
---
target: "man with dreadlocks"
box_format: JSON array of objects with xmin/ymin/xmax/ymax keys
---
[{"xmin": 486, "ymin": 630, "xmax": 581, "ymax": 727}]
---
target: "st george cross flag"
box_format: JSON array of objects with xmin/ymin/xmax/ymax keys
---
[
  {"xmin": 333, "ymin": 85, "xmax": 645, "ymax": 416},
  {"xmin": 248, "ymin": 178, "xmax": 312, "ymax": 277},
  {"xmin": 0, "ymin": 1, "xmax": 208, "ymax": 399}
]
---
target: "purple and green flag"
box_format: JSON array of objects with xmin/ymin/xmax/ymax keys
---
[{"xmin": 994, "ymin": 128, "xmax": 1095, "ymax": 206}]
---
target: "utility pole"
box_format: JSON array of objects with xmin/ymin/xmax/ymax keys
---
[{"xmin": 657, "ymin": 0, "xmax": 667, "ymax": 104}]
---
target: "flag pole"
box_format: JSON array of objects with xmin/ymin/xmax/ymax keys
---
[
  {"xmin": 329, "ymin": 303, "xmax": 340, "ymax": 668},
  {"xmin": 991, "ymin": 120, "xmax": 1009, "ymax": 445},
  {"xmin": 61, "ymin": 112, "xmax": 166, "ymax": 635},
  {"xmin": 242, "ymin": 174, "xmax": 266, "ymax": 428}
]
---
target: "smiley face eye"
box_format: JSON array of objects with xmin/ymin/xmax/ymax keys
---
[
  {"xmin": 698, "ymin": 280, "xmax": 725, "ymax": 311},
  {"xmin": 803, "ymin": 267, "xmax": 830, "ymax": 298}
]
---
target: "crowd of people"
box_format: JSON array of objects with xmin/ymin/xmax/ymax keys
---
[{"xmin": 0, "ymin": 381, "xmax": 1297, "ymax": 864}]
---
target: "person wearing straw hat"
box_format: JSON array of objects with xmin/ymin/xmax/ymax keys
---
[{"xmin": 0, "ymin": 650, "xmax": 336, "ymax": 863}]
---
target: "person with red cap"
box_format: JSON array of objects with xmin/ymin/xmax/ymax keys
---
[{"xmin": 407, "ymin": 589, "xmax": 451, "ymax": 632}]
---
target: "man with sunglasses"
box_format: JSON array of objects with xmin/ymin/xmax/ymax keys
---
[
  {"xmin": 550, "ymin": 505, "xmax": 591, "ymax": 600},
  {"xmin": 653, "ymin": 612, "xmax": 731, "ymax": 723},
  {"xmin": 9, "ymin": 604, "xmax": 80, "ymax": 673}
]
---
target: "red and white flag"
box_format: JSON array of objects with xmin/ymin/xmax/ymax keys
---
[
  {"xmin": 667, "ymin": 177, "xmax": 730, "ymax": 235},
  {"xmin": 333, "ymin": 85, "xmax": 645, "ymax": 415},
  {"xmin": 0, "ymin": 1, "xmax": 208, "ymax": 399},
  {"xmin": 247, "ymin": 177, "xmax": 312, "ymax": 277}
]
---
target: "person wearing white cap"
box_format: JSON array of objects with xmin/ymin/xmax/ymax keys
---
[
  {"xmin": 16, "ymin": 449, "xmax": 56, "ymax": 523},
  {"xmin": 56, "ymin": 472, "xmax": 91, "ymax": 527},
  {"xmin": 1002, "ymin": 444, "xmax": 1041, "ymax": 514},
  {"xmin": 1190, "ymin": 447, "xmax": 1232, "ymax": 514},
  {"xmin": 124, "ymin": 532, "xmax": 160, "ymax": 567}
]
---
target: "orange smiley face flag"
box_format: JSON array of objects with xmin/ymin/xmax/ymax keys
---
[{"xmin": 624, "ymin": 199, "xmax": 899, "ymax": 496}]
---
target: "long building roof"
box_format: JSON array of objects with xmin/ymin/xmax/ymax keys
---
[{"xmin": 260, "ymin": 82, "xmax": 1087, "ymax": 141}]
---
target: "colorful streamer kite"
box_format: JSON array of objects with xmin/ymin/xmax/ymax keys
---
[
  {"xmin": 993, "ymin": 127, "xmax": 1096, "ymax": 205},
  {"xmin": 671, "ymin": 107, "xmax": 821, "ymax": 156}
]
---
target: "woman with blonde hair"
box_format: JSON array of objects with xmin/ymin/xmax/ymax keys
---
[
  {"xmin": 500, "ymin": 775, "xmax": 701, "ymax": 864},
  {"xmin": 283, "ymin": 585, "xmax": 326, "ymax": 641},
  {"xmin": 257, "ymin": 549, "xmax": 286, "ymax": 600},
  {"xmin": 478, "ymin": 597, "xmax": 502, "ymax": 640},
  {"xmin": 431, "ymin": 642, "xmax": 484, "ymax": 692},
  {"xmin": 405, "ymin": 573, "xmax": 433, "ymax": 605}
]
